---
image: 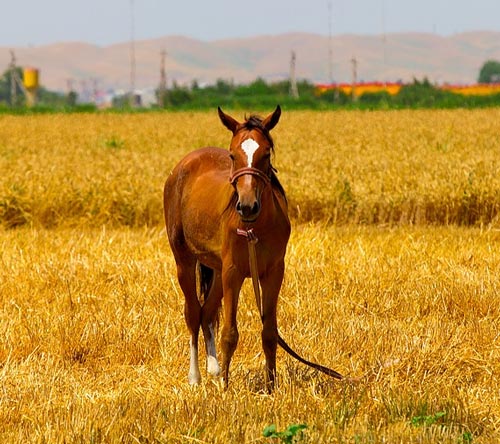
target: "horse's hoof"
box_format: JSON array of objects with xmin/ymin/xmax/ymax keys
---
[
  {"xmin": 188, "ymin": 372, "xmax": 201, "ymax": 385},
  {"xmin": 207, "ymin": 356, "xmax": 221, "ymax": 376}
]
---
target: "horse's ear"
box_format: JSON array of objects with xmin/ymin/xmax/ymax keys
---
[
  {"xmin": 262, "ymin": 105, "xmax": 281, "ymax": 131},
  {"xmin": 218, "ymin": 107, "xmax": 240, "ymax": 133}
]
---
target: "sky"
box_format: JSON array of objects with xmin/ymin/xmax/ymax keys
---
[{"xmin": 2, "ymin": 0, "xmax": 500, "ymax": 47}]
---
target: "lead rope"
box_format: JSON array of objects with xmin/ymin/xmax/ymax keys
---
[
  {"xmin": 236, "ymin": 228, "xmax": 343, "ymax": 380},
  {"xmin": 236, "ymin": 228, "xmax": 262, "ymax": 317}
]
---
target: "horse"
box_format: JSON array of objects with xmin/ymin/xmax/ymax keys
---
[{"xmin": 164, "ymin": 106, "xmax": 341, "ymax": 390}]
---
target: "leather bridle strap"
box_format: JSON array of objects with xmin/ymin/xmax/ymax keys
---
[
  {"xmin": 230, "ymin": 167, "xmax": 271, "ymax": 186},
  {"xmin": 236, "ymin": 228, "xmax": 263, "ymax": 318}
]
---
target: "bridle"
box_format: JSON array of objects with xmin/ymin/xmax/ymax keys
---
[
  {"xmin": 228, "ymin": 127, "xmax": 274, "ymax": 186},
  {"xmin": 229, "ymin": 166, "xmax": 271, "ymax": 186}
]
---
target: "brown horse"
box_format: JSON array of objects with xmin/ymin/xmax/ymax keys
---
[{"xmin": 164, "ymin": 106, "xmax": 341, "ymax": 390}]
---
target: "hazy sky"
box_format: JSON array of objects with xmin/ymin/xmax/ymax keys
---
[{"xmin": 3, "ymin": 0, "xmax": 500, "ymax": 47}]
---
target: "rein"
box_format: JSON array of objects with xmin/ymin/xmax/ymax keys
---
[
  {"xmin": 236, "ymin": 228, "xmax": 343, "ymax": 380},
  {"xmin": 236, "ymin": 228, "xmax": 263, "ymax": 317}
]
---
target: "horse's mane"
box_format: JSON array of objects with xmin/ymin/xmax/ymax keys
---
[
  {"xmin": 242, "ymin": 114, "xmax": 275, "ymax": 150},
  {"xmin": 270, "ymin": 171, "xmax": 287, "ymax": 202}
]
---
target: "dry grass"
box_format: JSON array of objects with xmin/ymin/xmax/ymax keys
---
[
  {"xmin": 1, "ymin": 109, "xmax": 500, "ymax": 442},
  {"xmin": 1, "ymin": 109, "xmax": 500, "ymax": 228},
  {"xmin": 0, "ymin": 225, "xmax": 499, "ymax": 443}
]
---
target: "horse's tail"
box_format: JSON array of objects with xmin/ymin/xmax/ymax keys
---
[
  {"xmin": 197, "ymin": 262, "xmax": 213, "ymax": 304},
  {"xmin": 197, "ymin": 262, "xmax": 221, "ymax": 330},
  {"xmin": 277, "ymin": 333, "xmax": 343, "ymax": 380}
]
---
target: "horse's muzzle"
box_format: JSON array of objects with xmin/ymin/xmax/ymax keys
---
[
  {"xmin": 236, "ymin": 199, "xmax": 261, "ymax": 222},
  {"xmin": 231, "ymin": 167, "xmax": 268, "ymax": 222}
]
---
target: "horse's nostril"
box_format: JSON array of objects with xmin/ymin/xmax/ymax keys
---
[
  {"xmin": 252, "ymin": 201, "xmax": 260, "ymax": 215},
  {"xmin": 236, "ymin": 201, "xmax": 249, "ymax": 217}
]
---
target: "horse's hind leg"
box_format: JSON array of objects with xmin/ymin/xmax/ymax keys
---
[
  {"xmin": 176, "ymin": 259, "xmax": 202, "ymax": 384},
  {"xmin": 201, "ymin": 270, "xmax": 223, "ymax": 377}
]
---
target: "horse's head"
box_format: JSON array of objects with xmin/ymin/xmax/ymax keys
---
[{"xmin": 218, "ymin": 106, "xmax": 281, "ymax": 223}]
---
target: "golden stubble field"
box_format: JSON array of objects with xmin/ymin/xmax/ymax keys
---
[{"xmin": 1, "ymin": 109, "xmax": 500, "ymax": 443}]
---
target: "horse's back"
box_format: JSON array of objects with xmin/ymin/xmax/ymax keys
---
[{"xmin": 165, "ymin": 145, "xmax": 231, "ymax": 200}]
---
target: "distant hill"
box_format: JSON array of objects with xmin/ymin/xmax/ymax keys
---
[{"xmin": 2, "ymin": 31, "xmax": 500, "ymax": 93}]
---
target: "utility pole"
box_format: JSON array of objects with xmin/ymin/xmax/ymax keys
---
[
  {"xmin": 328, "ymin": 1, "xmax": 333, "ymax": 85},
  {"xmin": 289, "ymin": 50, "xmax": 299, "ymax": 98},
  {"xmin": 158, "ymin": 49, "xmax": 167, "ymax": 107},
  {"xmin": 66, "ymin": 78, "xmax": 77, "ymax": 106},
  {"xmin": 9, "ymin": 51, "xmax": 17, "ymax": 105},
  {"xmin": 92, "ymin": 78, "xmax": 99, "ymax": 105},
  {"xmin": 9, "ymin": 50, "xmax": 22, "ymax": 106},
  {"xmin": 9, "ymin": 49, "xmax": 29, "ymax": 106},
  {"xmin": 129, "ymin": 0, "xmax": 136, "ymax": 107},
  {"xmin": 328, "ymin": 1, "xmax": 339, "ymax": 101},
  {"xmin": 381, "ymin": 0, "xmax": 387, "ymax": 85},
  {"xmin": 351, "ymin": 57, "xmax": 358, "ymax": 101}
]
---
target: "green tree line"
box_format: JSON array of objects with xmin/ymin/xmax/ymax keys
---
[
  {"xmin": 1, "ymin": 60, "xmax": 500, "ymax": 112},
  {"xmin": 155, "ymin": 77, "xmax": 500, "ymax": 111}
]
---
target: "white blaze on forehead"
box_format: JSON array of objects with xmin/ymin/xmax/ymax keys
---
[{"xmin": 241, "ymin": 138, "xmax": 260, "ymax": 167}]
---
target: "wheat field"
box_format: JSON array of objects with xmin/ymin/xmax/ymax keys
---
[
  {"xmin": 1, "ymin": 110, "xmax": 500, "ymax": 443},
  {"xmin": 1, "ymin": 109, "xmax": 500, "ymax": 228}
]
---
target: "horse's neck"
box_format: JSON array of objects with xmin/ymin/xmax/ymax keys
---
[{"xmin": 264, "ymin": 185, "xmax": 289, "ymax": 224}]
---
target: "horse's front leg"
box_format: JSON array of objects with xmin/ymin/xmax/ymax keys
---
[
  {"xmin": 260, "ymin": 260, "xmax": 285, "ymax": 392},
  {"xmin": 220, "ymin": 264, "xmax": 244, "ymax": 388}
]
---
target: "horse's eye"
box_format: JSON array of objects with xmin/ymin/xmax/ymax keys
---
[{"xmin": 229, "ymin": 154, "xmax": 235, "ymax": 161}]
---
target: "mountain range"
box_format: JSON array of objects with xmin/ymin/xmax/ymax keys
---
[{"xmin": 2, "ymin": 31, "xmax": 500, "ymax": 93}]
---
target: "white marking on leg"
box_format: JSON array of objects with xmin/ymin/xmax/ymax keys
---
[
  {"xmin": 206, "ymin": 324, "xmax": 221, "ymax": 376},
  {"xmin": 188, "ymin": 337, "xmax": 201, "ymax": 384},
  {"xmin": 241, "ymin": 138, "xmax": 260, "ymax": 167},
  {"xmin": 207, "ymin": 356, "xmax": 220, "ymax": 376}
]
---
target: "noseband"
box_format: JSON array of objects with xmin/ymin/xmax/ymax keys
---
[{"xmin": 229, "ymin": 166, "xmax": 271, "ymax": 186}]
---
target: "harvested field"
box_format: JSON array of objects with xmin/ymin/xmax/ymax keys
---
[{"xmin": 0, "ymin": 110, "xmax": 499, "ymax": 442}]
